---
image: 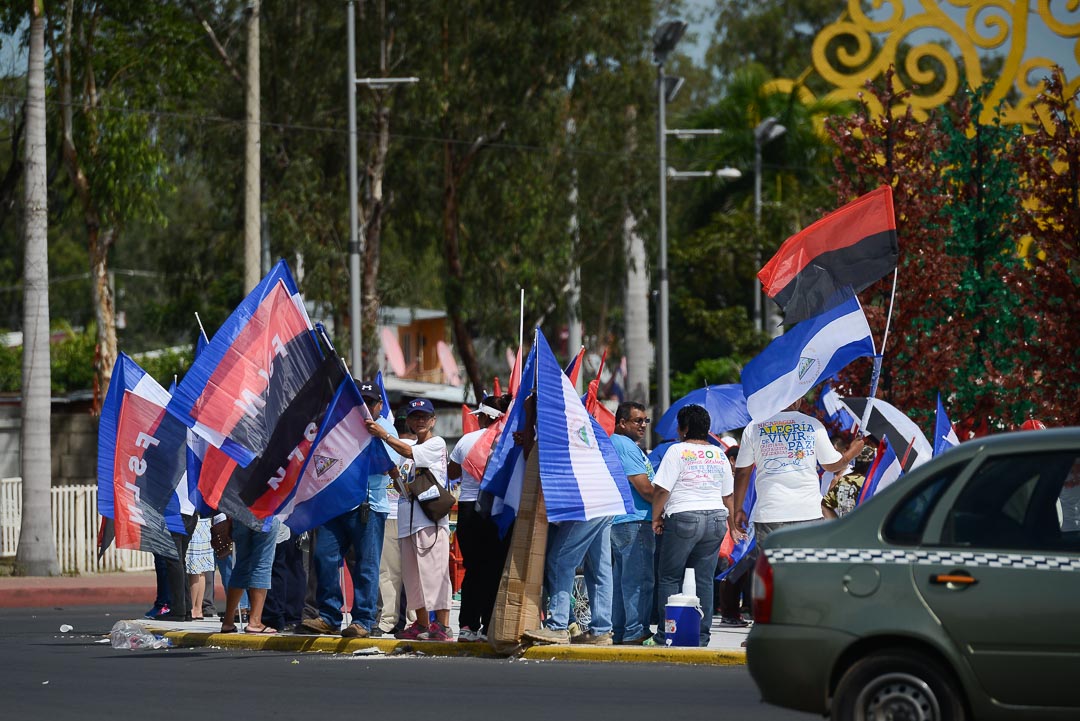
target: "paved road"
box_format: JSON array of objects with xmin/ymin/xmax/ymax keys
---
[{"xmin": 1, "ymin": 605, "xmax": 816, "ymax": 721}]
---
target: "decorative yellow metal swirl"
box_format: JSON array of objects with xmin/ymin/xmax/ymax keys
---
[{"xmin": 772, "ymin": 0, "xmax": 1080, "ymax": 130}]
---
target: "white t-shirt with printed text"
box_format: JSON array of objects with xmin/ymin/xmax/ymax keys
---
[
  {"xmin": 735, "ymin": 411, "xmax": 841, "ymax": 523},
  {"xmin": 652, "ymin": 441, "xmax": 733, "ymax": 517}
]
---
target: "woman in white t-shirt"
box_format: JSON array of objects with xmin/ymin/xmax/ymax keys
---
[
  {"xmin": 648, "ymin": 404, "xmax": 735, "ymax": 647},
  {"xmin": 365, "ymin": 398, "xmax": 452, "ymax": 641}
]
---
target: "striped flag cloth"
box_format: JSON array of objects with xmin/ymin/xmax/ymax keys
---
[
  {"xmin": 759, "ymin": 185, "xmax": 898, "ymax": 325},
  {"xmin": 167, "ymin": 259, "xmax": 323, "ymax": 467},
  {"xmin": 742, "ymin": 294, "xmax": 876, "ymax": 422},
  {"xmin": 533, "ymin": 331, "xmax": 633, "ymax": 522},
  {"xmin": 97, "ymin": 353, "xmax": 188, "ymax": 559},
  {"xmin": 934, "ymin": 393, "xmax": 960, "ymax": 457},
  {"xmin": 280, "ymin": 377, "xmax": 395, "ymax": 533},
  {"xmin": 859, "ymin": 436, "xmax": 902, "ymax": 504},
  {"xmin": 477, "ymin": 344, "xmax": 538, "ymax": 536}
]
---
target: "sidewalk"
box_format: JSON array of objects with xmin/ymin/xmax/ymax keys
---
[{"xmin": 0, "ymin": 571, "xmax": 748, "ymax": 664}]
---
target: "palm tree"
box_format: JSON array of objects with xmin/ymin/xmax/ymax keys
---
[{"xmin": 16, "ymin": 0, "xmax": 59, "ymax": 576}]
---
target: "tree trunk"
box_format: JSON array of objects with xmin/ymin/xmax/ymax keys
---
[
  {"xmin": 623, "ymin": 211, "xmax": 651, "ymax": 407},
  {"xmin": 442, "ymin": 150, "xmax": 483, "ymax": 401},
  {"xmin": 16, "ymin": 2, "xmax": 59, "ymax": 576},
  {"xmin": 89, "ymin": 226, "xmax": 117, "ymax": 392},
  {"xmin": 243, "ymin": 0, "xmax": 261, "ymax": 293}
]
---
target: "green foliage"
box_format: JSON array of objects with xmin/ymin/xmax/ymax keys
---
[
  {"xmin": 133, "ymin": 347, "xmax": 195, "ymax": 389},
  {"xmin": 0, "ymin": 343, "xmax": 18, "ymax": 392},
  {"xmin": 49, "ymin": 326, "xmax": 95, "ymax": 394},
  {"xmin": 670, "ymin": 356, "xmax": 745, "ymax": 400}
]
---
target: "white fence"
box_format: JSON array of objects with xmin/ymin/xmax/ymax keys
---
[{"xmin": 0, "ymin": 478, "xmax": 154, "ymax": 574}]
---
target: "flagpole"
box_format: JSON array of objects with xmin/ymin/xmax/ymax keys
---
[
  {"xmin": 194, "ymin": 312, "xmax": 209, "ymax": 343},
  {"xmin": 862, "ymin": 266, "xmax": 899, "ymax": 431},
  {"xmin": 518, "ymin": 289, "xmax": 525, "ymax": 355}
]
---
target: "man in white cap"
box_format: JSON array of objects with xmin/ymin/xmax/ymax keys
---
[{"xmin": 448, "ymin": 394, "xmax": 511, "ymax": 642}]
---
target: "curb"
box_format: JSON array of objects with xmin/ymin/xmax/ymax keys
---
[{"xmin": 152, "ymin": 626, "xmax": 746, "ymax": 666}]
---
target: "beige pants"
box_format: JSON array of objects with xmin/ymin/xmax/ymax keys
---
[
  {"xmin": 377, "ymin": 518, "xmax": 415, "ymax": 631},
  {"xmin": 400, "ymin": 526, "xmax": 452, "ymax": 612}
]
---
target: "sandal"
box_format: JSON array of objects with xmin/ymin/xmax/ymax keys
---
[
  {"xmin": 243, "ymin": 625, "xmax": 278, "ymax": 635},
  {"xmin": 219, "ymin": 624, "xmax": 238, "ymax": 634}
]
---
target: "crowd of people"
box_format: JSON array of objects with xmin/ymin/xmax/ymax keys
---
[{"xmin": 147, "ymin": 381, "xmax": 872, "ymax": 648}]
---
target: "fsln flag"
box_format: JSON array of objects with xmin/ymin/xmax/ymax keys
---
[
  {"xmin": 280, "ymin": 377, "xmax": 395, "ymax": 534},
  {"xmin": 839, "ymin": 396, "xmax": 933, "ymax": 472},
  {"xmin": 582, "ymin": 349, "xmax": 615, "ymax": 436},
  {"xmin": 167, "ymin": 259, "xmax": 323, "ymax": 467},
  {"xmin": 477, "ymin": 343, "xmax": 538, "ymax": 537},
  {"xmin": 759, "ymin": 186, "xmax": 898, "ymax": 324},
  {"xmin": 858, "ymin": 436, "xmax": 902, "ymax": 504},
  {"xmin": 96, "ymin": 354, "xmax": 188, "ymax": 559},
  {"xmin": 741, "ymin": 294, "xmax": 876, "ymax": 422},
  {"xmin": 461, "ymin": 404, "xmax": 480, "ymax": 435},
  {"xmin": 197, "ymin": 353, "xmax": 346, "ymax": 531},
  {"xmin": 934, "ymin": 393, "xmax": 960, "ymax": 457},
  {"xmin": 533, "ymin": 331, "xmax": 633, "ymax": 522}
]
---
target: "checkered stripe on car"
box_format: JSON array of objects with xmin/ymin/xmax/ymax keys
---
[{"xmin": 768, "ymin": 548, "xmax": 1080, "ymax": 571}]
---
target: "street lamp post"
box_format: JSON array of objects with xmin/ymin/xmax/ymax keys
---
[
  {"xmin": 752, "ymin": 116, "xmax": 785, "ymax": 333},
  {"xmin": 346, "ymin": 0, "xmax": 418, "ymax": 376},
  {"xmin": 653, "ymin": 20, "xmax": 686, "ymax": 417}
]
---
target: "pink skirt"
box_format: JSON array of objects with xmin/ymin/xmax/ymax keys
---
[{"xmin": 400, "ymin": 527, "xmax": 452, "ymax": 612}]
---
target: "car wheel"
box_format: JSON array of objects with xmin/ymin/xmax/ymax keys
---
[{"xmin": 831, "ymin": 649, "xmax": 966, "ymax": 721}]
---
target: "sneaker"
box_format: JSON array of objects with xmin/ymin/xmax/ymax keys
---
[
  {"xmin": 395, "ymin": 623, "xmax": 426, "ymax": 640},
  {"xmin": 341, "ymin": 623, "xmax": 370, "ymax": 639},
  {"xmin": 419, "ymin": 621, "xmax": 452, "ymax": 642},
  {"xmin": 369, "ymin": 626, "xmax": 385, "ymax": 638},
  {"xmin": 457, "ymin": 627, "xmax": 483, "ymax": 643},
  {"xmin": 522, "ymin": 627, "xmax": 570, "ymax": 645},
  {"xmin": 642, "ymin": 636, "xmax": 661, "ymax": 647},
  {"xmin": 719, "ymin": 616, "xmax": 751, "ymax": 627},
  {"xmin": 299, "ymin": 617, "xmax": 336, "ymax": 635},
  {"xmin": 144, "ymin": 604, "xmax": 169, "ymax": 619},
  {"xmin": 571, "ymin": 631, "xmax": 614, "ymax": 646}
]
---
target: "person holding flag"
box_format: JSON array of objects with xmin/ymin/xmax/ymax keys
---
[
  {"xmin": 448, "ymin": 393, "xmax": 512, "ymax": 643},
  {"xmin": 733, "ymin": 399, "xmax": 865, "ymax": 547},
  {"xmin": 300, "ymin": 380, "xmax": 400, "ymax": 639},
  {"xmin": 365, "ymin": 398, "xmax": 453, "ymax": 642}
]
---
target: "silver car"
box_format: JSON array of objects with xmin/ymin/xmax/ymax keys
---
[{"xmin": 746, "ymin": 427, "xmax": 1080, "ymax": 720}]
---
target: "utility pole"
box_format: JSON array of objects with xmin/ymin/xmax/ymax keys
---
[{"xmin": 243, "ymin": 0, "xmax": 261, "ymax": 293}]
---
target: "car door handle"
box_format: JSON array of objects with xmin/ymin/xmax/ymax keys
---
[{"xmin": 930, "ymin": 571, "xmax": 978, "ymax": 587}]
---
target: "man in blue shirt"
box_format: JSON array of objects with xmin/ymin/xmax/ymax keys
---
[
  {"xmin": 609, "ymin": 401, "xmax": 656, "ymax": 644},
  {"xmin": 300, "ymin": 379, "xmax": 400, "ymax": 638}
]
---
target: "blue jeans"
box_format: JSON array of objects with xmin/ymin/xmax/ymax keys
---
[
  {"xmin": 610, "ymin": 520, "xmax": 655, "ymax": 643},
  {"xmin": 313, "ymin": 506, "xmax": 387, "ymax": 631},
  {"xmin": 216, "ymin": 552, "xmax": 248, "ymax": 610},
  {"xmin": 653, "ymin": 509, "xmax": 726, "ymax": 646},
  {"xmin": 543, "ymin": 516, "xmax": 613, "ymax": 634},
  {"xmin": 230, "ymin": 519, "xmax": 278, "ymax": 590}
]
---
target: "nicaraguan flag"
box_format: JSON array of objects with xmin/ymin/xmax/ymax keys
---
[
  {"xmin": 742, "ymin": 293, "xmax": 875, "ymax": 422},
  {"xmin": 97, "ymin": 353, "xmax": 188, "ymax": 559},
  {"xmin": 478, "ymin": 343, "xmax": 538, "ymax": 537},
  {"xmin": 374, "ymin": 370, "xmax": 392, "ymax": 419},
  {"xmin": 934, "ymin": 393, "xmax": 960, "ymax": 457},
  {"xmin": 279, "ymin": 378, "xmax": 394, "ymax": 533},
  {"xmin": 859, "ymin": 437, "xmax": 902, "ymax": 504},
  {"xmin": 534, "ymin": 331, "xmax": 633, "ymax": 522}
]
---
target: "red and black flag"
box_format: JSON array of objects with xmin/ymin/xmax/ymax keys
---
[
  {"xmin": 758, "ymin": 185, "xmax": 898, "ymax": 325},
  {"xmin": 196, "ymin": 353, "xmax": 346, "ymax": 531}
]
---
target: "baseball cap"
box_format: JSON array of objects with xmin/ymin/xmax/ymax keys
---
[
  {"xmin": 1020, "ymin": 419, "xmax": 1047, "ymax": 431},
  {"xmin": 356, "ymin": 379, "xmax": 381, "ymax": 402},
  {"xmin": 718, "ymin": 435, "xmax": 738, "ymax": 452},
  {"xmin": 470, "ymin": 401, "xmax": 504, "ymax": 419},
  {"xmin": 406, "ymin": 398, "xmax": 435, "ymax": 416}
]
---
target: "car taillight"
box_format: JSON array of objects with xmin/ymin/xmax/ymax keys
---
[{"xmin": 752, "ymin": 551, "xmax": 773, "ymax": 624}]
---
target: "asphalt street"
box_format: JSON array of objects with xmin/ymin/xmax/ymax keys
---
[{"xmin": 0, "ymin": 605, "xmax": 817, "ymax": 721}]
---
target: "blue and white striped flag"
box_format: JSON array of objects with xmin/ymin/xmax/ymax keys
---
[
  {"xmin": 478, "ymin": 343, "xmax": 538, "ymax": 536},
  {"xmin": 934, "ymin": 393, "xmax": 959, "ymax": 457},
  {"xmin": 533, "ymin": 331, "xmax": 633, "ymax": 522},
  {"xmin": 742, "ymin": 294, "xmax": 875, "ymax": 422},
  {"xmin": 859, "ymin": 437, "xmax": 902, "ymax": 503}
]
